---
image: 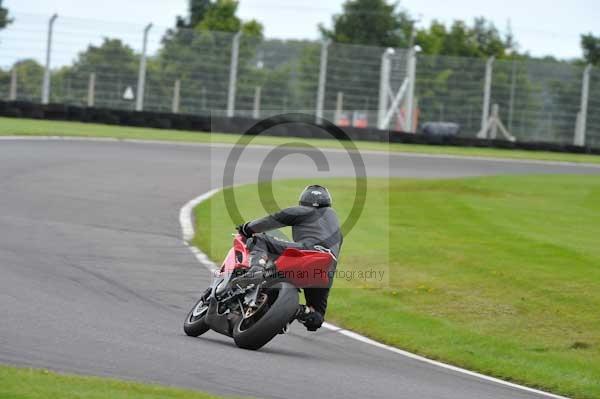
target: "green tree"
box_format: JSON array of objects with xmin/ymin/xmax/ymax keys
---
[
  {"xmin": 71, "ymin": 38, "xmax": 138, "ymax": 72},
  {"xmin": 320, "ymin": 0, "xmax": 413, "ymax": 48},
  {"xmin": 53, "ymin": 39, "xmax": 139, "ymax": 107},
  {"xmin": 196, "ymin": 0, "xmax": 259, "ymax": 34},
  {"xmin": 0, "ymin": 68, "xmax": 9, "ymax": 98},
  {"xmin": 581, "ymin": 33, "xmax": 600, "ymax": 66},
  {"xmin": 0, "ymin": 0, "xmax": 12, "ymax": 30},
  {"xmin": 581, "ymin": 34, "xmax": 600, "ymax": 145},
  {"xmin": 154, "ymin": 0, "xmax": 264, "ymax": 113},
  {"xmin": 12, "ymin": 59, "xmax": 44, "ymax": 101},
  {"xmin": 414, "ymin": 21, "xmax": 446, "ymax": 55},
  {"xmin": 176, "ymin": 0, "xmax": 212, "ymax": 29},
  {"xmin": 416, "ymin": 17, "xmax": 513, "ymax": 58}
]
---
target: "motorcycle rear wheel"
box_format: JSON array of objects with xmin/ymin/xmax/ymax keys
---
[
  {"xmin": 233, "ymin": 282, "xmax": 299, "ymax": 350},
  {"xmin": 183, "ymin": 297, "xmax": 210, "ymax": 337}
]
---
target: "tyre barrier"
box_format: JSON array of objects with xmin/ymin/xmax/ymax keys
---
[{"xmin": 0, "ymin": 100, "xmax": 597, "ymax": 155}]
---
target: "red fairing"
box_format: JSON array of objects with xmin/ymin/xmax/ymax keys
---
[
  {"xmin": 220, "ymin": 234, "xmax": 249, "ymax": 275},
  {"xmin": 220, "ymin": 234, "xmax": 334, "ymax": 288},
  {"xmin": 275, "ymin": 248, "xmax": 334, "ymax": 288}
]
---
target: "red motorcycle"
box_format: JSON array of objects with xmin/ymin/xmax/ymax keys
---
[{"xmin": 183, "ymin": 231, "xmax": 335, "ymax": 350}]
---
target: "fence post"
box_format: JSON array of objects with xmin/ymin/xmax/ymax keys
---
[
  {"xmin": 135, "ymin": 23, "xmax": 152, "ymax": 112},
  {"xmin": 507, "ymin": 60, "xmax": 517, "ymax": 131},
  {"xmin": 227, "ymin": 31, "xmax": 242, "ymax": 118},
  {"xmin": 41, "ymin": 14, "xmax": 58, "ymax": 104},
  {"xmin": 378, "ymin": 48, "xmax": 394, "ymax": 130},
  {"xmin": 172, "ymin": 79, "xmax": 181, "ymax": 113},
  {"xmin": 404, "ymin": 48, "xmax": 417, "ymax": 132},
  {"xmin": 334, "ymin": 91, "xmax": 344, "ymax": 123},
  {"xmin": 252, "ymin": 86, "xmax": 261, "ymax": 119},
  {"xmin": 478, "ymin": 56, "xmax": 494, "ymax": 138},
  {"xmin": 574, "ymin": 64, "xmax": 591, "ymax": 146},
  {"xmin": 87, "ymin": 73, "xmax": 95, "ymax": 107},
  {"xmin": 490, "ymin": 104, "xmax": 499, "ymax": 139},
  {"xmin": 315, "ymin": 39, "xmax": 330, "ymax": 122},
  {"xmin": 9, "ymin": 68, "xmax": 17, "ymax": 100}
]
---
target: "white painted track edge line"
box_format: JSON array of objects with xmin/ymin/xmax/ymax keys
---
[
  {"xmin": 179, "ymin": 187, "xmax": 570, "ymax": 399},
  {"xmin": 179, "ymin": 188, "xmax": 220, "ymax": 272},
  {"xmin": 2, "ymin": 135, "xmax": 600, "ymax": 169}
]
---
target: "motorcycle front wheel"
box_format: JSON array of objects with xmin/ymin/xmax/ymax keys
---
[
  {"xmin": 183, "ymin": 297, "xmax": 210, "ymax": 337},
  {"xmin": 233, "ymin": 282, "xmax": 299, "ymax": 350}
]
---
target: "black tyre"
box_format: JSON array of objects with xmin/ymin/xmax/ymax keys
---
[
  {"xmin": 233, "ymin": 282, "xmax": 299, "ymax": 350},
  {"xmin": 183, "ymin": 297, "xmax": 210, "ymax": 337}
]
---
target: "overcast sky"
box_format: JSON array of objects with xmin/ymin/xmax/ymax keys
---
[{"xmin": 1, "ymin": 0, "xmax": 599, "ymax": 67}]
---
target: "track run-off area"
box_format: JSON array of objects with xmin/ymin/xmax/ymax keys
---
[{"xmin": 1, "ymin": 137, "xmax": 599, "ymax": 399}]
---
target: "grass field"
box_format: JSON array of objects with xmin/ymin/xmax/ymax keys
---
[
  {"xmin": 2, "ymin": 117, "xmax": 600, "ymax": 165},
  {"xmin": 192, "ymin": 175, "xmax": 600, "ymax": 399},
  {"xmin": 0, "ymin": 365, "xmax": 229, "ymax": 399}
]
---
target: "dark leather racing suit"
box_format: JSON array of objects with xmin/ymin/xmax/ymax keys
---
[{"xmin": 245, "ymin": 205, "xmax": 342, "ymax": 316}]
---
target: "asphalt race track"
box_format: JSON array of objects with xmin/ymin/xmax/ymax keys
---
[{"xmin": 2, "ymin": 138, "xmax": 599, "ymax": 399}]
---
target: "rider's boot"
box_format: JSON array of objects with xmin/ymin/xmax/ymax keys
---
[{"xmin": 296, "ymin": 304, "xmax": 324, "ymax": 331}]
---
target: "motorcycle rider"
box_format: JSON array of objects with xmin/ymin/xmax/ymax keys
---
[{"xmin": 236, "ymin": 185, "xmax": 342, "ymax": 332}]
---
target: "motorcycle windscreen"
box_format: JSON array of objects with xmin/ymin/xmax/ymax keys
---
[
  {"xmin": 275, "ymin": 249, "xmax": 334, "ymax": 288},
  {"xmin": 220, "ymin": 235, "xmax": 249, "ymax": 274}
]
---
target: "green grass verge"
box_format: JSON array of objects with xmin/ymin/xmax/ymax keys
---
[
  {"xmin": 0, "ymin": 365, "xmax": 231, "ymax": 399},
  {"xmin": 192, "ymin": 175, "xmax": 600, "ymax": 399},
  {"xmin": 2, "ymin": 116, "xmax": 600, "ymax": 164}
]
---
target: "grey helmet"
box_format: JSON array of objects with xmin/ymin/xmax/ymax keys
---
[{"xmin": 299, "ymin": 185, "xmax": 332, "ymax": 208}]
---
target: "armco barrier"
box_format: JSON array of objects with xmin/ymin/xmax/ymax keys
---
[{"xmin": 0, "ymin": 101, "xmax": 598, "ymax": 155}]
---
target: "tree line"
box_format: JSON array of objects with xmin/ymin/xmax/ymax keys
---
[{"xmin": 0, "ymin": 0, "xmax": 598, "ymax": 142}]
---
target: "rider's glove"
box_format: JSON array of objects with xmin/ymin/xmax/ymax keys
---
[
  {"xmin": 236, "ymin": 222, "xmax": 254, "ymax": 239},
  {"xmin": 296, "ymin": 305, "xmax": 324, "ymax": 331}
]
